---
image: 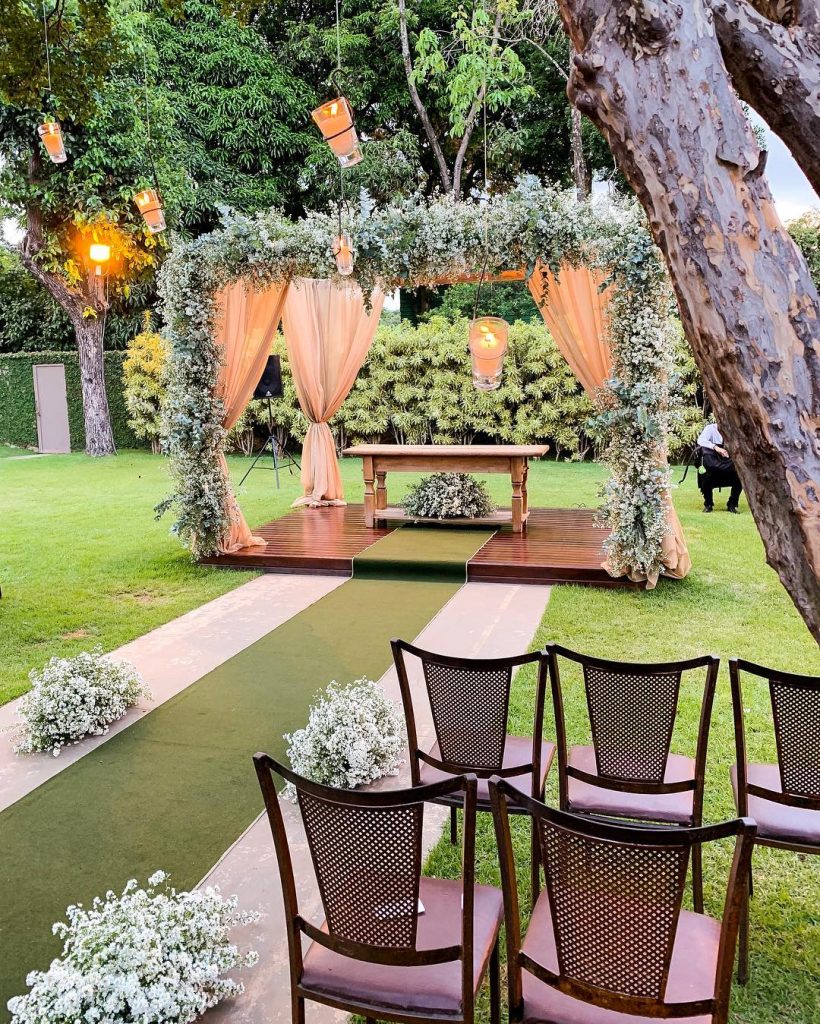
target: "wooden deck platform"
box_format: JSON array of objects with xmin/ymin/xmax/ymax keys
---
[{"xmin": 202, "ymin": 505, "xmax": 633, "ymax": 588}]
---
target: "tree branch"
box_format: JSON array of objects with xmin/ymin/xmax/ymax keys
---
[
  {"xmin": 713, "ymin": 0, "xmax": 820, "ymax": 195},
  {"xmin": 397, "ymin": 0, "xmax": 452, "ymax": 193}
]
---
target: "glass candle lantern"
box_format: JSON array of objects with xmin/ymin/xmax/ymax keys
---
[
  {"xmin": 333, "ymin": 231, "xmax": 355, "ymax": 276},
  {"xmin": 37, "ymin": 121, "xmax": 66, "ymax": 163},
  {"xmin": 311, "ymin": 97, "xmax": 363, "ymax": 168},
  {"xmin": 468, "ymin": 316, "xmax": 509, "ymax": 391},
  {"xmin": 89, "ymin": 243, "xmax": 111, "ymax": 276},
  {"xmin": 134, "ymin": 189, "xmax": 166, "ymax": 234}
]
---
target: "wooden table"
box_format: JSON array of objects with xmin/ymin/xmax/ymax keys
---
[{"xmin": 342, "ymin": 444, "xmax": 550, "ymax": 533}]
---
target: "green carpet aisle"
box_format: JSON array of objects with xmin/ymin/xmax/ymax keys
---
[
  {"xmin": 0, "ymin": 527, "xmax": 491, "ymax": 1015},
  {"xmin": 354, "ymin": 524, "xmax": 494, "ymax": 582}
]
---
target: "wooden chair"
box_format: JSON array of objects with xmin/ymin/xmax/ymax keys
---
[
  {"xmin": 490, "ymin": 777, "xmax": 756, "ymax": 1024},
  {"xmin": 546, "ymin": 643, "xmax": 718, "ymax": 910},
  {"xmin": 391, "ymin": 639, "xmax": 554, "ymax": 898},
  {"xmin": 729, "ymin": 658, "xmax": 820, "ymax": 983},
  {"xmin": 253, "ymin": 753, "xmax": 503, "ymax": 1024}
]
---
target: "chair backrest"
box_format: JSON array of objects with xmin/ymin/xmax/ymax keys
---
[
  {"xmin": 254, "ymin": 753, "xmax": 478, "ymax": 1000},
  {"xmin": 490, "ymin": 779, "xmax": 755, "ymax": 1023},
  {"xmin": 547, "ymin": 644, "xmax": 718, "ymax": 804},
  {"xmin": 730, "ymin": 658, "xmax": 820, "ymax": 811},
  {"xmin": 391, "ymin": 640, "xmax": 548, "ymax": 786}
]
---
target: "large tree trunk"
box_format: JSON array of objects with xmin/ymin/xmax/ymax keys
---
[
  {"xmin": 75, "ymin": 315, "xmax": 116, "ymax": 456},
  {"xmin": 555, "ymin": 0, "xmax": 820, "ymax": 639},
  {"xmin": 713, "ymin": 0, "xmax": 820, "ymax": 197}
]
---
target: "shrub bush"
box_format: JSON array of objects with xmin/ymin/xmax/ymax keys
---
[{"xmin": 124, "ymin": 315, "xmax": 169, "ymax": 453}]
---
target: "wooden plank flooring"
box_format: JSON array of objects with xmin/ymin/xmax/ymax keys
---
[{"xmin": 202, "ymin": 504, "xmax": 634, "ymax": 588}]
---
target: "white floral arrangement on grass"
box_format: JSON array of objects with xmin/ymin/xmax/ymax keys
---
[
  {"xmin": 401, "ymin": 472, "xmax": 496, "ymax": 520},
  {"xmin": 284, "ymin": 679, "xmax": 404, "ymax": 792},
  {"xmin": 8, "ymin": 871, "xmax": 258, "ymax": 1024},
  {"xmin": 15, "ymin": 648, "xmax": 148, "ymax": 756}
]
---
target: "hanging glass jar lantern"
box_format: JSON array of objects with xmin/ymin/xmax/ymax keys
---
[
  {"xmin": 333, "ymin": 231, "xmax": 355, "ymax": 276},
  {"xmin": 37, "ymin": 121, "xmax": 66, "ymax": 163},
  {"xmin": 311, "ymin": 97, "xmax": 363, "ymax": 168},
  {"xmin": 469, "ymin": 316, "xmax": 509, "ymax": 391},
  {"xmin": 133, "ymin": 188, "xmax": 166, "ymax": 234}
]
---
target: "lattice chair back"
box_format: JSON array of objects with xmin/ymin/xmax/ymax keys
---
[
  {"xmin": 489, "ymin": 779, "xmax": 757, "ymax": 1021},
  {"xmin": 297, "ymin": 785, "xmax": 423, "ymax": 948},
  {"xmin": 392, "ymin": 640, "xmax": 547, "ymax": 780},
  {"xmin": 583, "ymin": 661, "xmax": 682, "ymax": 782},
  {"xmin": 538, "ymin": 815, "xmax": 688, "ymax": 998},
  {"xmin": 770, "ymin": 673, "xmax": 820, "ymax": 799},
  {"xmin": 254, "ymin": 752, "xmax": 477, "ymax": 972},
  {"xmin": 731, "ymin": 659, "xmax": 820, "ymax": 809}
]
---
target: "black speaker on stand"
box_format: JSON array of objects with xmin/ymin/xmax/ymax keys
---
[{"xmin": 238, "ymin": 355, "xmax": 300, "ymax": 490}]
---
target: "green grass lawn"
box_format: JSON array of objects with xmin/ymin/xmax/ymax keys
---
[{"xmin": 1, "ymin": 446, "xmax": 817, "ymax": 1023}]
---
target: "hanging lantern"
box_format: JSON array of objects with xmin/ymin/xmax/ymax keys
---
[
  {"xmin": 89, "ymin": 243, "xmax": 111, "ymax": 276},
  {"xmin": 37, "ymin": 121, "xmax": 66, "ymax": 163},
  {"xmin": 134, "ymin": 189, "xmax": 166, "ymax": 234},
  {"xmin": 333, "ymin": 231, "xmax": 355, "ymax": 276},
  {"xmin": 311, "ymin": 97, "xmax": 363, "ymax": 168},
  {"xmin": 469, "ymin": 316, "xmax": 509, "ymax": 391}
]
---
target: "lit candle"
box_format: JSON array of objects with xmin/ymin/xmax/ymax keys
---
[
  {"xmin": 469, "ymin": 316, "xmax": 509, "ymax": 390},
  {"xmin": 333, "ymin": 232, "xmax": 355, "ymax": 276},
  {"xmin": 134, "ymin": 189, "xmax": 166, "ymax": 234},
  {"xmin": 37, "ymin": 121, "xmax": 66, "ymax": 163},
  {"xmin": 311, "ymin": 96, "xmax": 363, "ymax": 167}
]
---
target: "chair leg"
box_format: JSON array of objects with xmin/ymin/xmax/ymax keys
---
[
  {"xmin": 291, "ymin": 995, "xmax": 305, "ymax": 1024},
  {"xmin": 530, "ymin": 815, "xmax": 541, "ymax": 905},
  {"xmin": 450, "ymin": 805, "xmax": 458, "ymax": 845},
  {"xmin": 489, "ymin": 939, "xmax": 501, "ymax": 1024},
  {"xmin": 738, "ymin": 864, "xmax": 752, "ymax": 985},
  {"xmin": 691, "ymin": 842, "xmax": 704, "ymax": 914}
]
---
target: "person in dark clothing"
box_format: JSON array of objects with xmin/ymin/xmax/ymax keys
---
[{"xmin": 697, "ymin": 422, "xmax": 743, "ymax": 513}]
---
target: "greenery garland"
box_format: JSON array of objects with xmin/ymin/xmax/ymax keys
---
[{"xmin": 158, "ymin": 177, "xmax": 680, "ymax": 583}]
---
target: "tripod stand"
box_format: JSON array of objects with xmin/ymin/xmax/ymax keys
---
[{"xmin": 238, "ymin": 396, "xmax": 300, "ymax": 490}]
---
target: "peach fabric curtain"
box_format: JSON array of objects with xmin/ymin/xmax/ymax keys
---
[
  {"xmin": 283, "ymin": 278, "xmax": 384, "ymax": 507},
  {"xmin": 528, "ymin": 261, "xmax": 691, "ymax": 586},
  {"xmin": 527, "ymin": 262, "xmax": 611, "ymax": 397},
  {"xmin": 213, "ymin": 278, "xmax": 289, "ymax": 553}
]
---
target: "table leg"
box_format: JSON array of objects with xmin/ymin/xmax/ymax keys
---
[
  {"xmin": 511, "ymin": 458, "xmax": 524, "ymax": 533},
  {"xmin": 376, "ymin": 471, "xmax": 388, "ymax": 511},
  {"xmin": 363, "ymin": 456, "xmax": 376, "ymax": 528},
  {"xmin": 522, "ymin": 461, "xmax": 529, "ymax": 521}
]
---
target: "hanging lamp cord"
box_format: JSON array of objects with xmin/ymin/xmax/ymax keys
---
[
  {"xmin": 139, "ymin": 4, "xmax": 161, "ymax": 194},
  {"xmin": 42, "ymin": 0, "xmax": 53, "ymax": 102},
  {"xmin": 473, "ymin": 26, "xmax": 490, "ymax": 321}
]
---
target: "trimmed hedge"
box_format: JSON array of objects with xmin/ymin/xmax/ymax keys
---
[{"xmin": 0, "ymin": 352, "xmax": 142, "ymax": 451}]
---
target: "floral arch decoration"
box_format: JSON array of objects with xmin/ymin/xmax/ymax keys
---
[{"xmin": 158, "ymin": 177, "xmax": 689, "ymax": 588}]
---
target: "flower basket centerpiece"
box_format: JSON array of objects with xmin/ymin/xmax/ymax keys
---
[
  {"xmin": 15, "ymin": 648, "xmax": 148, "ymax": 756},
  {"xmin": 8, "ymin": 872, "xmax": 258, "ymax": 1024},
  {"xmin": 401, "ymin": 472, "xmax": 496, "ymax": 520},
  {"xmin": 285, "ymin": 679, "xmax": 404, "ymax": 792}
]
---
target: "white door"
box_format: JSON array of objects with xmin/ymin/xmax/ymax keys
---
[{"xmin": 33, "ymin": 363, "xmax": 71, "ymax": 454}]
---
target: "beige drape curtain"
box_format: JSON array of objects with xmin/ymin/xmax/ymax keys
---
[
  {"xmin": 283, "ymin": 278, "xmax": 384, "ymax": 507},
  {"xmin": 527, "ymin": 263, "xmax": 612, "ymax": 395},
  {"xmin": 213, "ymin": 279, "xmax": 289, "ymax": 553},
  {"xmin": 527, "ymin": 261, "xmax": 691, "ymax": 586}
]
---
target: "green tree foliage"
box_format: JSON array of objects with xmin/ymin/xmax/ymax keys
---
[
  {"xmin": 148, "ymin": 0, "xmax": 317, "ymax": 227},
  {"xmin": 427, "ymin": 280, "xmax": 540, "ymax": 323},
  {"xmin": 788, "ymin": 209, "xmax": 820, "ymax": 289},
  {"xmin": 123, "ymin": 313, "xmax": 168, "ymax": 451}
]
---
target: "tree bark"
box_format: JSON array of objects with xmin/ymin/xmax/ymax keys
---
[
  {"xmin": 75, "ymin": 314, "xmax": 116, "ymax": 457},
  {"xmin": 555, "ymin": 0, "xmax": 820, "ymax": 639},
  {"xmin": 397, "ymin": 0, "xmax": 453, "ymax": 193},
  {"xmin": 713, "ymin": 0, "xmax": 820, "ymax": 197},
  {"xmin": 21, "ymin": 157, "xmax": 116, "ymax": 457},
  {"xmin": 570, "ymin": 105, "xmax": 591, "ymax": 198}
]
